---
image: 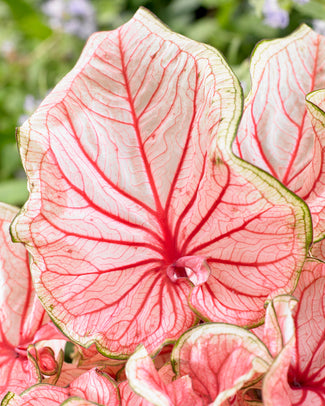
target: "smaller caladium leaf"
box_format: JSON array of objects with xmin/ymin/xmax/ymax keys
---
[
  {"xmin": 226, "ymin": 384, "xmax": 263, "ymax": 406},
  {"xmin": 59, "ymin": 400, "xmax": 99, "ymax": 406},
  {"xmin": 292, "ymin": 237, "xmax": 325, "ymax": 300},
  {"xmin": 69, "ymin": 369, "xmax": 119, "ymax": 405},
  {"xmin": 71, "ymin": 344, "xmax": 126, "ymax": 380},
  {"xmin": 0, "ymin": 395, "xmax": 99, "ymax": 406},
  {"xmin": 262, "ymin": 336, "xmax": 296, "ymax": 406},
  {"xmin": 125, "ymin": 345, "xmax": 204, "ymax": 406},
  {"xmin": 1, "ymin": 386, "xmax": 69, "ymax": 406},
  {"xmin": 0, "ymin": 203, "xmax": 43, "ymax": 397},
  {"xmin": 263, "ymin": 277, "xmax": 325, "ymax": 405},
  {"xmin": 259, "ymin": 295, "xmax": 297, "ymax": 357},
  {"xmin": 1, "ymin": 369, "xmax": 119, "ymax": 406},
  {"xmin": 11, "ymin": 7, "xmax": 311, "ymax": 356},
  {"xmin": 171, "ymin": 323, "xmax": 272, "ymax": 405},
  {"xmin": 233, "ymin": 24, "xmax": 325, "ymax": 241},
  {"xmin": 0, "ymin": 203, "xmax": 70, "ymax": 397},
  {"xmin": 28, "ymin": 345, "xmax": 64, "ymax": 382}
]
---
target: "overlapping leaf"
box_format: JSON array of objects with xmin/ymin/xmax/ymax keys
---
[
  {"xmin": 0, "ymin": 203, "xmax": 43, "ymax": 396},
  {"xmin": 263, "ymin": 278, "xmax": 325, "ymax": 405},
  {"xmin": 1, "ymin": 369, "xmax": 119, "ymax": 406},
  {"xmin": 172, "ymin": 323, "xmax": 272, "ymax": 405},
  {"xmin": 11, "ymin": 7, "xmax": 311, "ymax": 357},
  {"xmin": 233, "ymin": 24, "xmax": 325, "ymax": 241},
  {"xmin": 0, "ymin": 202, "xmax": 70, "ymax": 399},
  {"xmin": 125, "ymin": 345, "xmax": 204, "ymax": 406}
]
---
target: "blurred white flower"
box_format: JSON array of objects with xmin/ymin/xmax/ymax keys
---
[
  {"xmin": 263, "ymin": 0, "xmax": 289, "ymax": 28},
  {"xmin": 1, "ymin": 40, "xmax": 15, "ymax": 55},
  {"xmin": 42, "ymin": 0, "xmax": 97, "ymax": 39},
  {"xmin": 313, "ymin": 19, "xmax": 325, "ymax": 36}
]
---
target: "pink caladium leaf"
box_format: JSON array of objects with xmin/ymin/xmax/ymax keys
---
[
  {"xmin": 71, "ymin": 344, "xmax": 126, "ymax": 379},
  {"xmin": 171, "ymin": 323, "xmax": 273, "ymax": 405},
  {"xmin": 226, "ymin": 384, "xmax": 263, "ymax": 406},
  {"xmin": 263, "ymin": 277, "xmax": 325, "ymax": 405},
  {"xmin": 259, "ymin": 295, "xmax": 297, "ymax": 358},
  {"xmin": 1, "ymin": 386, "xmax": 69, "ymax": 406},
  {"xmin": 233, "ymin": 24, "xmax": 325, "ymax": 241},
  {"xmin": 0, "ymin": 203, "xmax": 43, "ymax": 397},
  {"xmin": 0, "ymin": 202, "xmax": 70, "ymax": 397},
  {"xmin": 69, "ymin": 368, "xmax": 120, "ymax": 405},
  {"xmin": 2, "ymin": 369, "xmax": 120, "ymax": 406},
  {"xmin": 60, "ymin": 400, "xmax": 103, "ymax": 406},
  {"xmin": 11, "ymin": 7, "xmax": 311, "ymax": 356},
  {"xmin": 292, "ymin": 238, "xmax": 325, "ymax": 301},
  {"xmin": 125, "ymin": 345, "xmax": 204, "ymax": 406}
]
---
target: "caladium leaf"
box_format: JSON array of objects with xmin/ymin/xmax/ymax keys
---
[
  {"xmin": 125, "ymin": 345, "xmax": 204, "ymax": 406},
  {"xmin": 263, "ymin": 277, "xmax": 325, "ymax": 405},
  {"xmin": 0, "ymin": 203, "xmax": 43, "ymax": 347},
  {"xmin": 71, "ymin": 344, "xmax": 126, "ymax": 379},
  {"xmin": 1, "ymin": 369, "xmax": 120, "ymax": 406},
  {"xmin": 259, "ymin": 295, "xmax": 297, "ymax": 358},
  {"xmin": 11, "ymin": 7, "xmax": 311, "ymax": 356},
  {"xmin": 60, "ymin": 400, "xmax": 101, "ymax": 406},
  {"xmin": 69, "ymin": 369, "xmax": 119, "ymax": 405},
  {"xmin": 0, "ymin": 203, "xmax": 70, "ymax": 396},
  {"xmin": 0, "ymin": 203, "xmax": 42, "ymax": 396},
  {"xmin": 1, "ymin": 386, "xmax": 69, "ymax": 406},
  {"xmin": 293, "ymin": 238, "xmax": 325, "ymax": 300},
  {"xmin": 226, "ymin": 384, "xmax": 263, "ymax": 406},
  {"xmin": 233, "ymin": 24, "xmax": 325, "ymax": 241},
  {"xmin": 171, "ymin": 323, "xmax": 273, "ymax": 405}
]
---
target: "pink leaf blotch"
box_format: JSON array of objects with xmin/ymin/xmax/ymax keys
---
[
  {"xmin": 11, "ymin": 8, "xmax": 311, "ymax": 356},
  {"xmin": 233, "ymin": 24, "xmax": 325, "ymax": 241}
]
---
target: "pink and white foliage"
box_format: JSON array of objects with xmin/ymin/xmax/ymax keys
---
[
  {"xmin": 11, "ymin": 7, "xmax": 311, "ymax": 357},
  {"xmin": 124, "ymin": 345, "xmax": 204, "ymax": 405},
  {"xmin": 233, "ymin": 24, "xmax": 325, "ymax": 241},
  {"xmin": 171, "ymin": 323, "xmax": 272, "ymax": 405},
  {"xmin": 293, "ymin": 237, "xmax": 325, "ymax": 301},
  {"xmin": 262, "ymin": 278, "xmax": 325, "ymax": 405},
  {"xmin": 69, "ymin": 343, "xmax": 126, "ymax": 381},
  {"xmin": 257, "ymin": 295, "xmax": 297, "ymax": 358},
  {"xmin": 0, "ymin": 203, "xmax": 66, "ymax": 397},
  {"xmin": 1, "ymin": 368, "xmax": 120, "ymax": 406}
]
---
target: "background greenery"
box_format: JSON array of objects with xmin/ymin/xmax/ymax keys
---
[{"xmin": 0, "ymin": 0, "xmax": 324, "ymax": 205}]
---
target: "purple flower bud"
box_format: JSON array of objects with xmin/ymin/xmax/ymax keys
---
[{"xmin": 263, "ymin": 0, "xmax": 289, "ymax": 29}]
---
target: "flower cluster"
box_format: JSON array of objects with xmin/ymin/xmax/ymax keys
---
[
  {"xmin": 262, "ymin": 0, "xmax": 309, "ymax": 28},
  {"xmin": 42, "ymin": 0, "xmax": 96, "ymax": 39},
  {"xmin": 1, "ymin": 7, "xmax": 325, "ymax": 406}
]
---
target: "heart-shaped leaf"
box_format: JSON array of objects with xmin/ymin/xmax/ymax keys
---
[
  {"xmin": 233, "ymin": 24, "xmax": 325, "ymax": 241},
  {"xmin": 11, "ymin": 7, "xmax": 311, "ymax": 357}
]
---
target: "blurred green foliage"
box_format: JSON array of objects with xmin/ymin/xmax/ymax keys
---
[{"xmin": 0, "ymin": 0, "xmax": 324, "ymax": 205}]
